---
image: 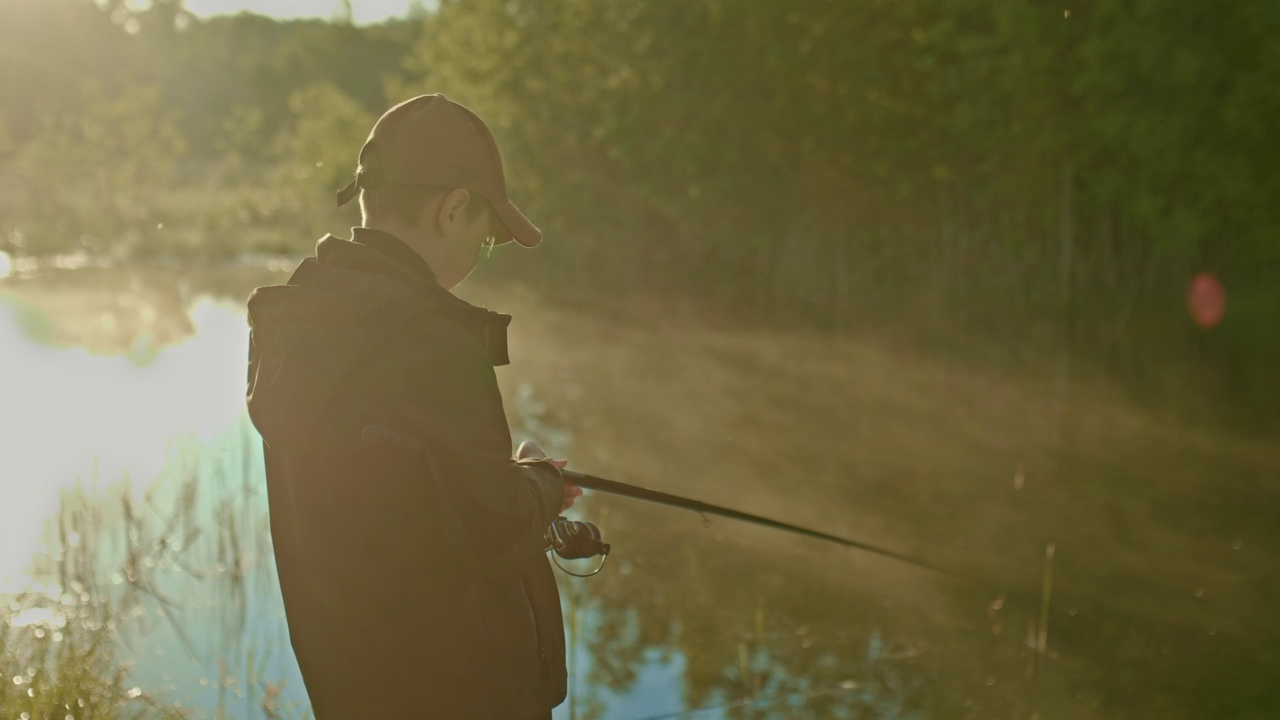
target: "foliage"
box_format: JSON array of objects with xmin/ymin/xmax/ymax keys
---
[
  {"xmin": 407, "ymin": 0, "xmax": 1279, "ymax": 423},
  {"xmin": 272, "ymin": 81, "xmax": 378, "ymax": 211},
  {"xmin": 10, "ymin": 83, "xmax": 186, "ymax": 256},
  {"xmin": 0, "ymin": 0, "xmax": 1275, "ymax": 421}
]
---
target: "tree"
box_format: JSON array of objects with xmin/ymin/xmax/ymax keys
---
[{"xmin": 333, "ymin": 0, "xmax": 354, "ymax": 25}]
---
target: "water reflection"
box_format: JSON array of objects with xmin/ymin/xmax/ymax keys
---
[
  {"xmin": 0, "ymin": 289, "xmax": 249, "ymax": 595},
  {"xmin": 0, "ymin": 265, "xmax": 307, "ymax": 718},
  {"xmin": 2, "ymin": 407, "xmax": 307, "ymax": 718},
  {"xmin": 0, "ymin": 266, "xmax": 1276, "ymax": 719},
  {"xmin": 558, "ymin": 499, "xmax": 1008, "ymax": 718}
]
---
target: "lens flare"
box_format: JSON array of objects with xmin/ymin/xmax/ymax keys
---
[{"xmin": 1187, "ymin": 273, "xmax": 1225, "ymax": 329}]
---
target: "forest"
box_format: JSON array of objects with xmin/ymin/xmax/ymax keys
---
[{"xmin": 1, "ymin": 0, "xmax": 1276, "ymax": 425}]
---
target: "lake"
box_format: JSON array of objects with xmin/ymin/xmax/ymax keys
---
[{"xmin": 1, "ymin": 260, "xmax": 1276, "ymax": 719}]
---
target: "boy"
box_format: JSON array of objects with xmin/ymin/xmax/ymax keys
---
[{"xmin": 246, "ymin": 95, "xmax": 580, "ymax": 719}]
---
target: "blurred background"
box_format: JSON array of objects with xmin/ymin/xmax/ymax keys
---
[{"xmin": 0, "ymin": 1, "xmax": 1277, "ymax": 718}]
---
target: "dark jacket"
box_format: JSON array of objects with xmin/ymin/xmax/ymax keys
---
[{"xmin": 245, "ymin": 228, "xmax": 568, "ymax": 719}]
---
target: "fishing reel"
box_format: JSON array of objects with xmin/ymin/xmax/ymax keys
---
[{"xmin": 544, "ymin": 516, "xmax": 611, "ymax": 577}]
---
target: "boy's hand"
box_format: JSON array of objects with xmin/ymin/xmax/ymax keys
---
[{"xmin": 517, "ymin": 441, "xmax": 582, "ymax": 511}]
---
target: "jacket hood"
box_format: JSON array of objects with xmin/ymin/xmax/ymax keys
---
[{"xmin": 245, "ymin": 235, "xmax": 510, "ymax": 450}]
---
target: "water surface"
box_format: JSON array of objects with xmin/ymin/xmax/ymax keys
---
[{"xmin": 1, "ymin": 263, "xmax": 1276, "ymax": 719}]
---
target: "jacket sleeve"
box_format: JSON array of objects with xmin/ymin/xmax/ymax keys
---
[{"xmin": 364, "ymin": 319, "xmax": 565, "ymax": 558}]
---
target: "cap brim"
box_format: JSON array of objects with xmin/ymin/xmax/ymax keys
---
[
  {"xmin": 492, "ymin": 199, "xmax": 542, "ymax": 248},
  {"xmin": 336, "ymin": 178, "xmax": 359, "ymax": 207}
]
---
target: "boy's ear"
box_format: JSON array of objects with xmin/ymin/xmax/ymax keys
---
[{"xmin": 436, "ymin": 188, "xmax": 471, "ymax": 234}]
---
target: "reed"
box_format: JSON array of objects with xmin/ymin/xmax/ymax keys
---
[{"xmin": 0, "ymin": 434, "xmax": 298, "ymax": 720}]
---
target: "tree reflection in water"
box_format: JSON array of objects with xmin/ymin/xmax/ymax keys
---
[{"xmin": 556, "ymin": 496, "xmax": 1071, "ymax": 720}]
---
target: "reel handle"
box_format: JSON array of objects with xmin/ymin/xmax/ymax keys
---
[{"xmin": 545, "ymin": 516, "xmax": 610, "ymax": 559}]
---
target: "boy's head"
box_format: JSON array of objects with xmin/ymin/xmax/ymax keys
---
[{"xmin": 336, "ymin": 95, "xmax": 540, "ymax": 287}]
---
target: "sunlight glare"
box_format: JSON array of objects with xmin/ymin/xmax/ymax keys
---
[{"xmin": 0, "ymin": 297, "xmax": 252, "ymax": 595}]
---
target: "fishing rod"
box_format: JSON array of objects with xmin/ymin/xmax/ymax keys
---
[
  {"xmin": 358, "ymin": 425, "xmax": 965, "ymax": 581},
  {"xmin": 560, "ymin": 469, "xmax": 964, "ymax": 581}
]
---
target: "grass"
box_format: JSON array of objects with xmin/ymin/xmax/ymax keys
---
[{"xmin": 1, "ymin": 591, "xmax": 188, "ymax": 720}]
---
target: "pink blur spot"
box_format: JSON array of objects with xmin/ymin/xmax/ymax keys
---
[{"xmin": 1187, "ymin": 273, "xmax": 1226, "ymax": 329}]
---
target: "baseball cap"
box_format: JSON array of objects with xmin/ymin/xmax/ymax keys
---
[{"xmin": 336, "ymin": 94, "xmax": 542, "ymax": 248}]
